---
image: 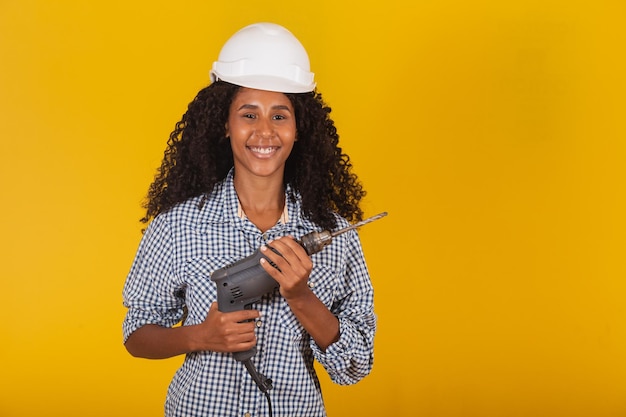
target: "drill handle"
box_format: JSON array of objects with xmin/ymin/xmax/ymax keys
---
[{"xmin": 233, "ymin": 347, "xmax": 257, "ymax": 362}]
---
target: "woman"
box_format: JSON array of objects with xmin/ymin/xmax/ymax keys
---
[{"xmin": 122, "ymin": 23, "xmax": 376, "ymax": 417}]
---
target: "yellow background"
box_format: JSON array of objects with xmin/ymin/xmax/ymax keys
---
[{"xmin": 1, "ymin": 0, "xmax": 625, "ymax": 416}]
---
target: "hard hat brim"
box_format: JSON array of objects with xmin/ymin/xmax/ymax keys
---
[{"xmin": 211, "ymin": 71, "xmax": 316, "ymax": 94}]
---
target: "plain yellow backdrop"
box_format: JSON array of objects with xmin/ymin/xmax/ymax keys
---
[{"xmin": 1, "ymin": 0, "xmax": 625, "ymax": 416}]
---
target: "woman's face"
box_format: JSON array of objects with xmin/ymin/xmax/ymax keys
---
[{"xmin": 226, "ymin": 87, "xmax": 297, "ymax": 182}]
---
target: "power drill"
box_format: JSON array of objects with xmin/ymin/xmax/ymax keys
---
[{"xmin": 210, "ymin": 212, "xmax": 387, "ymax": 392}]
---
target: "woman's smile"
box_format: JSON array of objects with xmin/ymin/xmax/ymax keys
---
[{"xmin": 248, "ymin": 145, "xmax": 279, "ymax": 157}]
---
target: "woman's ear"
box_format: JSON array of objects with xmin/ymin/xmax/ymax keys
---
[{"xmin": 224, "ymin": 123, "xmax": 230, "ymax": 139}]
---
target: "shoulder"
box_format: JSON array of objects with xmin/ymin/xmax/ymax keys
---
[
  {"xmin": 157, "ymin": 179, "xmax": 230, "ymax": 227},
  {"xmin": 332, "ymin": 212, "xmax": 350, "ymax": 229},
  {"xmin": 286, "ymin": 187, "xmax": 350, "ymax": 231},
  {"xmin": 158, "ymin": 195, "xmax": 206, "ymax": 224}
]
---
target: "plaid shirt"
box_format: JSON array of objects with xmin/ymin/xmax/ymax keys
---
[{"xmin": 122, "ymin": 170, "xmax": 376, "ymax": 417}]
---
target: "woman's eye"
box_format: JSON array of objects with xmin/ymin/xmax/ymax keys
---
[
  {"xmin": 243, "ymin": 113, "xmax": 256, "ymax": 119},
  {"xmin": 273, "ymin": 114, "xmax": 286, "ymax": 120}
]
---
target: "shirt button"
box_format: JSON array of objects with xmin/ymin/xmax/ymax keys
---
[
  {"xmin": 244, "ymin": 413, "xmax": 251, "ymax": 417},
  {"xmin": 308, "ymin": 281, "xmax": 315, "ymax": 288},
  {"xmin": 256, "ymin": 320, "xmax": 262, "ymax": 328}
]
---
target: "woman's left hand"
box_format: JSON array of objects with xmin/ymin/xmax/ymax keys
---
[
  {"xmin": 259, "ymin": 235, "xmax": 340, "ymax": 351},
  {"xmin": 259, "ymin": 236, "xmax": 313, "ymax": 301}
]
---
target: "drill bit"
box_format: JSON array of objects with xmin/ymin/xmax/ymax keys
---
[
  {"xmin": 331, "ymin": 212, "xmax": 388, "ymax": 237},
  {"xmin": 299, "ymin": 212, "xmax": 388, "ymax": 255}
]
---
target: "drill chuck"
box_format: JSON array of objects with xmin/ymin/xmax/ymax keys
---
[{"xmin": 297, "ymin": 230, "xmax": 333, "ymax": 255}]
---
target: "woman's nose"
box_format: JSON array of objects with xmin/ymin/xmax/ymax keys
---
[{"xmin": 255, "ymin": 117, "xmax": 275, "ymax": 138}]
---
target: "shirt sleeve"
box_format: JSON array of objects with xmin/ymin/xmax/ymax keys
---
[
  {"xmin": 310, "ymin": 231, "xmax": 377, "ymax": 385},
  {"xmin": 122, "ymin": 215, "xmax": 185, "ymax": 343}
]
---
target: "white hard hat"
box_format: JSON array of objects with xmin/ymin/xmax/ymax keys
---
[{"xmin": 210, "ymin": 23, "xmax": 316, "ymax": 93}]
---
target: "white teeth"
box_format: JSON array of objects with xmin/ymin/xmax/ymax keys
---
[{"xmin": 249, "ymin": 147, "xmax": 276, "ymax": 154}]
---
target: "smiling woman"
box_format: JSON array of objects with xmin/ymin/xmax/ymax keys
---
[{"xmin": 121, "ymin": 22, "xmax": 375, "ymax": 417}]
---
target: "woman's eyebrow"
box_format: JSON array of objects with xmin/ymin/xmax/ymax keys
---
[
  {"xmin": 237, "ymin": 103, "xmax": 258, "ymax": 111},
  {"xmin": 272, "ymin": 105, "xmax": 293, "ymax": 112},
  {"xmin": 237, "ymin": 103, "xmax": 293, "ymax": 112}
]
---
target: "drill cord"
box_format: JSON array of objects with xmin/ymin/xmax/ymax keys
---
[
  {"xmin": 242, "ymin": 358, "xmax": 273, "ymax": 415},
  {"xmin": 264, "ymin": 391, "xmax": 273, "ymax": 417},
  {"xmin": 243, "ymin": 358, "xmax": 273, "ymax": 393}
]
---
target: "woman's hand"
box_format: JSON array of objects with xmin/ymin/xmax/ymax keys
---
[
  {"xmin": 259, "ymin": 236, "xmax": 339, "ymax": 351},
  {"xmin": 124, "ymin": 302, "xmax": 259, "ymax": 359},
  {"xmin": 194, "ymin": 302, "xmax": 260, "ymax": 353},
  {"xmin": 259, "ymin": 236, "xmax": 313, "ymax": 301}
]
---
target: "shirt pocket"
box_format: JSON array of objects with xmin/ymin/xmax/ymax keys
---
[{"xmin": 278, "ymin": 264, "xmax": 337, "ymax": 338}]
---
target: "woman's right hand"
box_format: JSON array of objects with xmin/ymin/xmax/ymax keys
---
[
  {"xmin": 125, "ymin": 302, "xmax": 259, "ymax": 359},
  {"xmin": 193, "ymin": 302, "xmax": 260, "ymax": 353}
]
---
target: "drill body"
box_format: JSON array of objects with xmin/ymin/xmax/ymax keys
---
[
  {"xmin": 211, "ymin": 247, "xmax": 280, "ymax": 314},
  {"xmin": 210, "ymin": 232, "xmax": 331, "ymax": 314}
]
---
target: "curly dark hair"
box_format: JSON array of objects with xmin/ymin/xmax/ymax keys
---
[{"xmin": 142, "ymin": 81, "xmax": 365, "ymax": 230}]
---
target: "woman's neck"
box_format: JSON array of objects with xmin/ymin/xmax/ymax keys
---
[{"xmin": 234, "ymin": 173, "xmax": 285, "ymax": 233}]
